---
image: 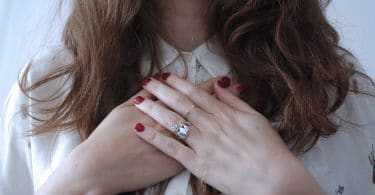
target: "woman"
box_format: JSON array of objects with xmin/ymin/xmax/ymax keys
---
[{"xmin": 1, "ymin": 0, "xmax": 374, "ymax": 194}]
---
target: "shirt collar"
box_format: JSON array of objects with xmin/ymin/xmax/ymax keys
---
[{"xmin": 141, "ymin": 35, "xmax": 231, "ymax": 77}]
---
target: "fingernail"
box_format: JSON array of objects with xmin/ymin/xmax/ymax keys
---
[
  {"xmin": 237, "ymin": 84, "xmax": 248, "ymax": 95},
  {"xmin": 142, "ymin": 77, "xmax": 151, "ymax": 86},
  {"xmin": 134, "ymin": 96, "xmax": 144, "ymax": 105},
  {"xmin": 162, "ymin": 72, "xmax": 171, "ymax": 80},
  {"xmin": 135, "ymin": 123, "xmax": 145, "ymax": 132},
  {"xmin": 154, "ymin": 73, "xmax": 162, "ymax": 80},
  {"xmin": 218, "ymin": 76, "xmax": 231, "ymax": 88}
]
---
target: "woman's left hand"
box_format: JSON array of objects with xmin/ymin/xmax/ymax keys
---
[{"xmin": 133, "ymin": 73, "xmax": 324, "ymax": 195}]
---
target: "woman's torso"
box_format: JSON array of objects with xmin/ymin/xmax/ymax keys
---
[{"xmin": 1, "ymin": 38, "xmax": 375, "ymax": 195}]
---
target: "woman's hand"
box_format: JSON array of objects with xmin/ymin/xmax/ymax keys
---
[
  {"xmin": 36, "ymin": 76, "xmax": 243, "ymax": 195},
  {"xmin": 133, "ymin": 73, "xmax": 324, "ymax": 195}
]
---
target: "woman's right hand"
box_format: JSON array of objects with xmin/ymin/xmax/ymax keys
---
[{"xmin": 36, "ymin": 76, "xmax": 245, "ymax": 195}]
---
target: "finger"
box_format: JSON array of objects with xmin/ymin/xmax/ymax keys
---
[
  {"xmin": 134, "ymin": 97, "xmax": 200, "ymax": 145},
  {"xmin": 159, "ymin": 73, "xmax": 219, "ymax": 95},
  {"xmin": 160, "ymin": 73, "xmax": 240, "ymax": 98},
  {"xmin": 196, "ymin": 77, "xmax": 221, "ymax": 95},
  {"xmin": 134, "ymin": 123, "xmax": 197, "ymax": 171},
  {"xmin": 153, "ymin": 73, "xmax": 232, "ymax": 115},
  {"xmin": 122, "ymin": 89, "xmax": 156, "ymax": 106},
  {"xmin": 145, "ymin": 99, "xmax": 178, "ymax": 137},
  {"xmin": 214, "ymin": 82, "xmax": 254, "ymax": 113},
  {"xmin": 225, "ymin": 84, "xmax": 243, "ymax": 97},
  {"xmin": 141, "ymin": 77, "xmax": 209, "ymax": 122},
  {"xmin": 198, "ymin": 77, "xmax": 241, "ymax": 98}
]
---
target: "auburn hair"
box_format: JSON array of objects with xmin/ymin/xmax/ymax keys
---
[{"xmin": 20, "ymin": 0, "xmax": 374, "ymax": 194}]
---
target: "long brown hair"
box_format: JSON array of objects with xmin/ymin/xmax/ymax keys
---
[{"xmin": 20, "ymin": 0, "xmax": 374, "ymax": 194}]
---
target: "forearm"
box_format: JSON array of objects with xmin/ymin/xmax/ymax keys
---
[
  {"xmin": 278, "ymin": 170, "xmax": 324, "ymax": 195},
  {"xmin": 267, "ymin": 159, "xmax": 325, "ymax": 195},
  {"xmin": 36, "ymin": 146, "xmax": 106, "ymax": 195},
  {"xmin": 238, "ymin": 156, "xmax": 325, "ymax": 195}
]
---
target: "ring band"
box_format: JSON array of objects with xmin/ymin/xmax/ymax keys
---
[
  {"xmin": 173, "ymin": 121, "xmax": 191, "ymax": 140},
  {"xmin": 186, "ymin": 104, "xmax": 197, "ymax": 119}
]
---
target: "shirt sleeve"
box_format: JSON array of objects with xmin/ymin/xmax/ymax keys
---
[
  {"xmin": 0, "ymin": 82, "xmax": 34, "ymax": 194},
  {"xmin": 0, "ymin": 45, "xmax": 75, "ymax": 194},
  {"xmin": 298, "ymin": 55, "xmax": 375, "ymax": 194}
]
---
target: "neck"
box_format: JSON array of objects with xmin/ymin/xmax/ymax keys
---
[{"xmin": 158, "ymin": 0, "xmax": 213, "ymax": 52}]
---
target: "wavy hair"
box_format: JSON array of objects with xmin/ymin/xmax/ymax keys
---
[{"xmin": 20, "ymin": 0, "xmax": 374, "ymax": 194}]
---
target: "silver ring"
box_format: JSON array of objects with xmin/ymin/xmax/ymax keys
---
[
  {"xmin": 186, "ymin": 104, "xmax": 197, "ymax": 119},
  {"xmin": 173, "ymin": 121, "xmax": 191, "ymax": 140}
]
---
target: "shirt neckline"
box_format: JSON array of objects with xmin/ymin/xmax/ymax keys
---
[{"xmin": 141, "ymin": 36, "xmax": 231, "ymax": 78}]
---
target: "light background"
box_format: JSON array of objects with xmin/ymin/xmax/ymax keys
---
[{"xmin": 0, "ymin": 0, "xmax": 374, "ymax": 113}]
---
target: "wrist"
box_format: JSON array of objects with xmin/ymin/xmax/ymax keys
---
[
  {"xmin": 238, "ymin": 153, "xmax": 324, "ymax": 195},
  {"xmin": 270, "ymin": 157, "xmax": 325, "ymax": 195},
  {"xmin": 67, "ymin": 143, "xmax": 110, "ymax": 195},
  {"xmin": 37, "ymin": 144, "xmax": 108, "ymax": 195}
]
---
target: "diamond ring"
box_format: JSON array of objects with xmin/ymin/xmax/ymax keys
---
[{"xmin": 173, "ymin": 121, "xmax": 191, "ymax": 140}]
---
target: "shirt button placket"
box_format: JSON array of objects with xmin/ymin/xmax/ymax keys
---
[{"xmin": 184, "ymin": 53, "xmax": 196, "ymax": 84}]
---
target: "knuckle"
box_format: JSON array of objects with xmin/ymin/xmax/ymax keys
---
[
  {"xmin": 189, "ymin": 87, "xmax": 205, "ymax": 100},
  {"xmin": 186, "ymin": 85, "xmax": 199, "ymax": 95},
  {"xmin": 150, "ymin": 82, "xmax": 162, "ymax": 92},
  {"xmin": 167, "ymin": 114, "xmax": 181, "ymax": 128},
  {"xmin": 163, "ymin": 141, "xmax": 178, "ymax": 156},
  {"xmin": 192, "ymin": 93, "xmax": 204, "ymax": 103},
  {"xmin": 173, "ymin": 93, "xmax": 187, "ymax": 105},
  {"xmin": 147, "ymin": 101, "xmax": 158, "ymax": 113},
  {"xmin": 155, "ymin": 100, "xmax": 164, "ymax": 106},
  {"xmin": 145, "ymin": 130, "xmax": 157, "ymax": 143}
]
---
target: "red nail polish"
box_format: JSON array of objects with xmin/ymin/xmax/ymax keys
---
[
  {"xmin": 135, "ymin": 123, "xmax": 145, "ymax": 132},
  {"xmin": 142, "ymin": 77, "xmax": 151, "ymax": 86},
  {"xmin": 237, "ymin": 84, "xmax": 248, "ymax": 95},
  {"xmin": 162, "ymin": 72, "xmax": 171, "ymax": 80},
  {"xmin": 134, "ymin": 96, "xmax": 144, "ymax": 105},
  {"xmin": 218, "ymin": 76, "xmax": 231, "ymax": 88}
]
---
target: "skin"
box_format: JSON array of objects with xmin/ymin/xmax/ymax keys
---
[
  {"xmin": 37, "ymin": 0, "xmax": 324, "ymax": 194},
  {"xmin": 36, "ymin": 78, "xmax": 242, "ymax": 194},
  {"xmin": 158, "ymin": 0, "xmax": 213, "ymax": 51},
  {"xmin": 134, "ymin": 74, "xmax": 325, "ymax": 195}
]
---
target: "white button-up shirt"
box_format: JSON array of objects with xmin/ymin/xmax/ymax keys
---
[{"xmin": 1, "ymin": 37, "xmax": 375, "ymax": 195}]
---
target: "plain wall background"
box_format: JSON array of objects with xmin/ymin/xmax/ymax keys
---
[{"xmin": 0, "ymin": 0, "xmax": 374, "ymax": 113}]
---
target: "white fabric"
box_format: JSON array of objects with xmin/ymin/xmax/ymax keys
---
[{"xmin": 1, "ymin": 37, "xmax": 375, "ymax": 195}]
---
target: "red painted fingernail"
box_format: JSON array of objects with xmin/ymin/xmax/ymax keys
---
[
  {"xmin": 218, "ymin": 76, "xmax": 231, "ymax": 88},
  {"xmin": 162, "ymin": 72, "xmax": 171, "ymax": 80},
  {"xmin": 134, "ymin": 96, "xmax": 144, "ymax": 105},
  {"xmin": 135, "ymin": 123, "xmax": 145, "ymax": 132},
  {"xmin": 154, "ymin": 73, "xmax": 162, "ymax": 80},
  {"xmin": 237, "ymin": 84, "xmax": 248, "ymax": 95},
  {"xmin": 142, "ymin": 77, "xmax": 151, "ymax": 86}
]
